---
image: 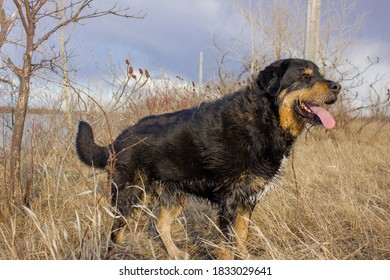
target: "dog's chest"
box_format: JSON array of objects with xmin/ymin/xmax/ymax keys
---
[{"xmin": 248, "ymin": 155, "xmax": 289, "ymax": 204}]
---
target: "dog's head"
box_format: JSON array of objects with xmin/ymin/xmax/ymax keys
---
[{"xmin": 257, "ymin": 58, "xmax": 341, "ymax": 136}]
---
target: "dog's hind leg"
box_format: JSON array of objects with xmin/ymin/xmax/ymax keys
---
[
  {"xmin": 109, "ymin": 170, "xmax": 145, "ymax": 249},
  {"xmin": 110, "ymin": 216, "xmax": 127, "ymax": 247},
  {"xmin": 109, "ymin": 181, "xmax": 126, "ymax": 247},
  {"xmin": 156, "ymin": 194, "xmax": 189, "ymax": 260}
]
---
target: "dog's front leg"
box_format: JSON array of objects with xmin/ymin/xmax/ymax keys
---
[
  {"xmin": 234, "ymin": 206, "xmax": 252, "ymax": 259},
  {"xmin": 217, "ymin": 204, "xmax": 252, "ymax": 260}
]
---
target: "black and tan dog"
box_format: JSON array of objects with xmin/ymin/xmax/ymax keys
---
[{"xmin": 76, "ymin": 58, "xmax": 340, "ymax": 259}]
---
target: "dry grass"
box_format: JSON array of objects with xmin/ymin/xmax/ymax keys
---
[
  {"xmin": 0, "ymin": 93, "xmax": 389, "ymax": 260},
  {"xmin": 250, "ymin": 122, "xmax": 390, "ymax": 259}
]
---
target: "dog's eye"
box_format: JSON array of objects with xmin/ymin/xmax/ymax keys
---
[{"xmin": 300, "ymin": 74, "xmax": 310, "ymax": 82}]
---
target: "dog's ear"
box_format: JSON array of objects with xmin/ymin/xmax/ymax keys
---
[{"xmin": 257, "ymin": 59, "xmax": 289, "ymax": 96}]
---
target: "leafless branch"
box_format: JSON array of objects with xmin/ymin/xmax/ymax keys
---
[
  {"xmin": 6, "ymin": 57, "xmax": 22, "ymax": 77},
  {"xmin": 0, "ymin": 0, "xmax": 16, "ymax": 50},
  {"xmin": 0, "ymin": 77, "xmax": 17, "ymax": 88},
  {"xmin": 12, "ymin": 0, "xmax": 28, "ymax": 32},
  {"xmin": 33, "ymin": 0, "xmax": 144, "ymax": 50}
]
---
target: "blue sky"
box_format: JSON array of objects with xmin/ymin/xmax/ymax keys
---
[
  {"xmin": 355, "ymin": 0, "xmax": 389, "ymax": 41},
  {"xmin": 67, "ymin": 0, "xmax": 243, "ymax": 82},
  {"xmin": 60, "ymin": 0, "xmax": 389, "ymax": 93},
  {"xmin": 3, "ymin": 0, "xmax": 389, "ymax": 98}
]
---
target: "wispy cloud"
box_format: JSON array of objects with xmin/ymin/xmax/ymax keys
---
[
  {"xmin": 68, "ymin": 0, "xmax": 243, "ymax": 81},
  {"xmin": 345, "ymin": 39, "xmax": 390, "ymax": 90},
  {"xmin": 59, "ymin": 0, "xmax": 389, "ymax": 95}
]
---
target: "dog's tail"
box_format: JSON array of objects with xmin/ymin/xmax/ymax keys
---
[{"xmin": 76, "ymin": 121, "xmax": 109, "ymax": 169}]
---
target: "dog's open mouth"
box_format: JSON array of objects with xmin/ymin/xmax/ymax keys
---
[{"xmin": 295, "ymin": 100, "xmax": 336, "ymax": 129}]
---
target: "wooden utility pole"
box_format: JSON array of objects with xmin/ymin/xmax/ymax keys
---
[
  {"xmin": 198, "ymin": 51, "xmax": 203, "ymax": 94},
  {"xmin": 59, "ymin": 0, "xmax": 73, "ymax": 133},
  {"xmin": 304, "ymin": 0, "xmax": 321, "ymax": 62}
]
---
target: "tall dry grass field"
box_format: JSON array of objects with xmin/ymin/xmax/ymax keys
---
[{"xmin": 0, "ymin": 92, "xmax": 389, "ymax": 260}]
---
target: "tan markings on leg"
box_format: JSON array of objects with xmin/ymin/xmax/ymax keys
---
[
  {"xmin": 217, "ymin": 207, "xmax": 252, "ymax": 260},
  {"xmin": 111, "ymin": 219, "xmax": 127, "ymax": 246},
  {"xmin": 113, "ymin": 225, "xmax": 126, "ymax": 245},
  {"xmin": 218, "ymin": 241, "xmax": 234, "ymax": 260},
  {"xmin": 108, "ymin": 219, "xmax": 127, "ymax": 259},
  {"xmin": 156, "ymin": 201, "xmax": 189, "ymax": 260},
  {"xmin": 217, "ymin": 217, "xmax": 234, "ymax": 260},
  {"xmin": 234, "ymin": 207, "xmax": 251, "ymax": 259}
]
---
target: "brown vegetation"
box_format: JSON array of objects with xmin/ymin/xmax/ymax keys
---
[{"xmin": 0, "ymin": 89, "xmax": 389, "ymax": 260}]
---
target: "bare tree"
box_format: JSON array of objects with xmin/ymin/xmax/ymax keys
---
[
  {"xmin": 320, "ymin": 0, "xmax": 365, "ymax": 77},
  {"xmin": 1, "ymin": 0, "xmax": 143, "ymax": 206},
  {"xmin": 231, "ymin": 0, "xmax": 305, "ymax": 73}
]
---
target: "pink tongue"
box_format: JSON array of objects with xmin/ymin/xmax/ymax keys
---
[{"xmin": 307, "ymin": 105, "xmax": 336, "ymax": 129}]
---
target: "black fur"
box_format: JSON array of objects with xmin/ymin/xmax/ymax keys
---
[
  {"xmin": 76, "ymin": 121, "xmax": 109, "ymax": 169},
  {"xmin": 76, "ymin": 58, "xmax": 340, "ymax": 258}
]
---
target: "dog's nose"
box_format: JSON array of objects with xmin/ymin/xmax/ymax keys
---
[{"xmin": 328, "ymin": 82, "xmax": 341, "ymax": 94}]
